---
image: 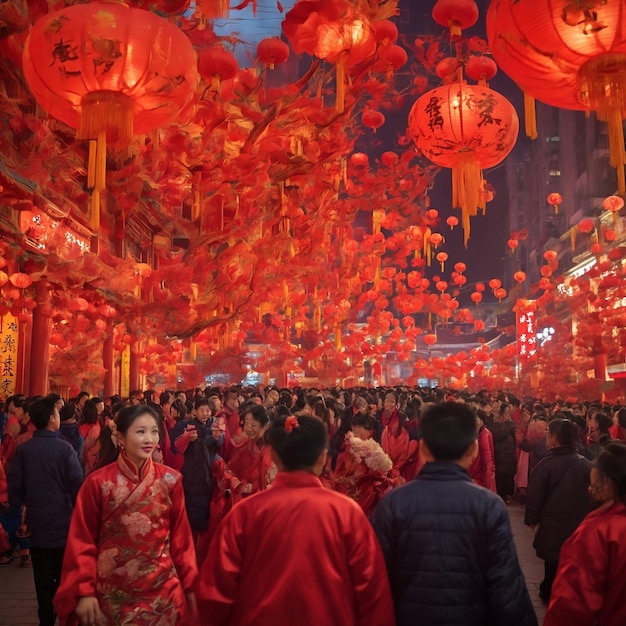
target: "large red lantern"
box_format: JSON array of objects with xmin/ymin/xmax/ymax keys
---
[
  {"xmin": 487, "ymin": 0, "xmax": 626, "ymax": 193},
  {"xmin": 408, "ymin": 82, "xmax": 519, "ymax": 245},
  {"xmin": 22, "ymin": 2, "xmax": 197, "ymax": 227}
]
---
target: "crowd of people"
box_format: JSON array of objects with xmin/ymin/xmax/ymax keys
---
[{"xmin": 0, "ymin": 384, "xmax": 625, "ymax": 625}]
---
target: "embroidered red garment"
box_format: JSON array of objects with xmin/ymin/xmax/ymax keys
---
[{"xmin": 54, "ymin": 454, "xmax": 198, "ymax": 625}]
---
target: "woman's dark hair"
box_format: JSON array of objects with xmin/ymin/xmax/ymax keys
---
[
  {"xmin": 170, "ymin": 399, "xmax": 188, "ymax": 420},
  {"xmin": 499, "ymin": 402, "xmax": 511, "ymax": 417},
  {"xmin": 241, "ymin": 404, "xmax": 269, "ymax": 427},
  {"xmin": 594, "ymin": 442, "xmax": 626, "ymax": 504},
  {"xmin": 352, "ymin": 412, "xmax": 376, "ymax": 431},
  {"xmin": 549, "ymin": 418, "xmax": 576, "ymax": 449},
  {"xmin": 82, "ymin": 399, "xmax": 99, "ymax": 425},
  {"xmin": 7, "ymin": 394, "xmax": 26, "ymax": 409},
  {"xmin": 269, "ymin": 415, "xmax": 328, "ymax": 471},
  {"xmin": 594, "ymin": 412, "xmax": 613, "ymax": 434},
  {"xmin": 116, "ymin": 404, "xmax": 159, "ymax": 436}
]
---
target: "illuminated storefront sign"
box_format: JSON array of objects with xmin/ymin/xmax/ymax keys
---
[{"xmin": 517, "ymin": 309, "xmax": 537, "ymax": 361}]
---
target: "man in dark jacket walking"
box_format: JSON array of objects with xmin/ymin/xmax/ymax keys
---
[
  {"xmin": 372, "ymin": 401, "xmax": 537, "ymax": 626},
  {"xmin": 8, "ymin": 395, "xmax": 83, "ymax": 626}
]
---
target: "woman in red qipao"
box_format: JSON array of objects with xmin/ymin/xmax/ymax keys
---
[
  {"xmin": 197, "ymin": 414, "xmax": 395, "ymax": 626},
  {"xmin": 226, "ymin": 404, "xmax": 275, "ymax": 494},
  {"xmin": 54, "ymin": 405, "xmax": 198, "ymax": 626},
  {"xmin": 378, "ymin": 392, "xmax": 419, "ymax": 481}
]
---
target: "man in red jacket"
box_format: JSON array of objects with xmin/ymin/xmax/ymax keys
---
[{"xmin": 197, "ymin": 414, "xmax": 394, "ymax": 626}]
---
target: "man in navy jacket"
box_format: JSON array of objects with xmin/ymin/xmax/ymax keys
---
[
  {"xmin": 372, "ymin": 401, "xmax": 537, "ymax": 626},
  {"xmin": 8, "ymin": 395, "xmax": 83, "ymax": 626}
]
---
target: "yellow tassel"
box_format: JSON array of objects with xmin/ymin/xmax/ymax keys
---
[
  {"xmin": 571, "ymin": 229, "xmax": 576, "ymax": 252},
  {"xmin": 87, "ymin": 140, "xmax": 96, "ymax": 189},
  {"xmin": 524, "ymin": 93, "xmax": 538, "ymax": 140},
  {"xmin": 335, "ymin": 324, "xmax": 342, "ymax": 351},
  {"xmin": 451, "ymin": 151, "xmax": 484, "ymax": 248},
  {"xmin": 91, "ymin": 190, "xmax": 101, "ymax": 231},
  {"xmin": 95, "ymin": 132, "xmax": 107, "ymax": 192},
  {"xmin": 190, "ymin": 340, "xmax": 197, "ymax": 361},
  {"xmin": 579, "ymin": 54, "xmax": 626, "ymax": 195},
  {"xmin": 78, "ymin": 91, "xmax": 133, "ymax": 146},
  {"xmin": 449, "ymin": 22, "xmax": 462, "ymax": 37}
]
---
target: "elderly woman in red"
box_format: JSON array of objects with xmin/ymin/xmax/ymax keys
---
[
  {"xmin": 544, "ymin": 442, "xmax": 626, "ymax": 626},
  {"xmin": 54, "ymin": 405, "xmax": 198, "ymax": 626}
]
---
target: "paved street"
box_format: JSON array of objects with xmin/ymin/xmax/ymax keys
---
[{"xmin": 0, "ymin": 503, "xmax": 545, "ymax": 625}]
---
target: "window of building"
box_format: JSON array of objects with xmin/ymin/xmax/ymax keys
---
[{"xmin": 549, "ymin": 170, "xmax": 561, "ymax": 176}]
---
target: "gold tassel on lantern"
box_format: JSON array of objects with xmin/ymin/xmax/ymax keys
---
[
  {"xmin": 79, "ymin": 91, "xmax": 134, "ymax": 231},
  {"xmin": 451, "ymin": 151, "xmax": 485, "ymax": 248},
  {"xmin": 524, "ymin": 92, "xmax": 538, "ymax": 140},
  {"xmin": 579, "ymin": 54, "xmax": 626, "ymax": 196},
  {"xmin": 571, "ymin": 228, "xmax": 577, "ymax": 252}
]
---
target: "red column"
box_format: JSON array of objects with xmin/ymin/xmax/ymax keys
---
[
  {"xmin": 129, "ymin": 338, "xmax": 140, "ymax": 392},
  {"xmin": 594, "ymin": 352, "xmax": 608, "ymax": 380},
  {"xmin": 29, "ymin": 281, "xmax": 51, "ymax": 396},
  {"xmin": 102, "ymin": 319, "xmax": 114, "ymax": 398}
]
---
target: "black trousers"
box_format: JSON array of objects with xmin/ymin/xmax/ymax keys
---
[
  {"xmin": 539, "ymin": 560, "xmax": 559, "ymax": 602},
  {"xmin": 30, "ymin": 546, "xmax": 65, "ymax": 626}
]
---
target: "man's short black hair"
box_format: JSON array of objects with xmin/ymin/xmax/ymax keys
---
[
  {"xmin": 29, "ymin": 396, "xmax": 57, "ymax": 430},
  {"xmin": 421, "ymin": 402, "xmax": 478, "ymax": 462}
]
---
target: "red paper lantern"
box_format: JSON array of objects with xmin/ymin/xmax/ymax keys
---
[
  {"xmin": 494, "ymin": 287, "xmax": 507, "ymax": 301},
  {"xmin": 350, "ymin": 152, "xmax": 369, "ymax": 168},
  {"xmin": 507, "ymin": 238, "xmax": 518, "ymax": 252},
  {"xmin": 436, "ymin": 57, "xmax": 461, "ymax": 80},
  {"xmin": 257, "ymin": 38, "xmax": 290, "ymax": 69},
  {"xmin": 513, "ymin": 271, "xmax": 526, "ymax": 284},
  {"xmin": 471, "ymin": 291, "xmax": 482, "ymax": 305},
  {"xmin": 432, "ymin": 0, "xmax": 479, "ymax": 37},
  {"xmin": 578, "ymin": 218, "xmax": 595, "ymax": 234},
  {"xmin": 603, "ymin": 194, "xmax": 625, "ymax": 223},
  {"xmin": 447, "ymin": 216, "xmax": 459, "ymax": 229},
  {"xmin": 423, "ymin": 333, "xmax": 437, "ymax": 346},
  {"xmin": 362, "ymin": 109, "xmax": 386, "ymax": 132},
  {"xmin": 409, "ymin": 83, "xmax": 519, "ymax": 245},
  {"xmin": 488, "ymin": 278, "xmax": 501, "ymax": 290},
  {"xmin": 9, "ymin": 272, "xmax": 32, "ymax": 289},
  {"xmin": 377, "ymin": 44, "xmax": 408, "ymax": 77},
  {"xmin": 454, "ymin": 262, "xmax": 466, "ymax": 273},
  {"xmin": 373, "ymin": 20, "xmax": 398, "ymax": 44},
  {"xmin": 475, "ymin": 282, "xmax": 485, "ymax": 292},
  {"xmin": 487, "ymin": 0, "xmax": 626, "ymax": 193},
  {"xmin": 381, "ymin": 151, "xmax": 399, "ymax": 167},
  {"xmin": 23, "ymin": 3, "xmax": 197, "ymax": 139},
  {"xmin": 198, "ymin": 47, "xmax": 239, "ymax": 89},
  {"xmin": 0, "ymin": 271, "xmax": 8, "ymax": 287},
  {"xmin": 436, "ymin": 252, "xmax": 448, "ymax": 271},
  {"xmin": 547, "ymin": 192, "xmax": 562, "ymax": 215},
  {"xmin": 426, "ymin": 209, "xmax": 439, "ymax": 221},
  {"xmin": 474, "ymin": 320, "xmax": 485, "ymax": 331},
  {"xmin": 22, "ymin": 2, "xmax": 197, "ymax": 226},
  {"xmin": 465, "ymin": 56, "xmax": 498, "ymax": 84},
  {"xmin": 543, "ymin": 250, "xmax": 558, "ymax": 263},
  {"xmin": 430, "ymin": 233, "xmax": 444, "ymax": 248}
]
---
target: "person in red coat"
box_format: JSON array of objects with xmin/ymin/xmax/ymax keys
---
[
  {"xmin": 468, "ymin": 412, "xmax": 497, "ymax": 492},
  {"xmin": 544, "ymin": 442, "xmax": 626, "ymax": 626},
  {"xmin": 197, "ymin": 414, "xmax": 395, "ymax": 626}
]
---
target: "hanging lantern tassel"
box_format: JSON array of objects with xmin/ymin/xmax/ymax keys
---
[
  {"xmin": 335, "ymin": 324, "xmax": 342, "ymax": 351},
  {"xmin": 192, "ymin": 170, "xmax": 202, "ymax": 221},
  {"xmin": 580, "ymin": 56, "xmax": 626, "ymax": 196},
  {"xmin": 80, "ymin": 91, "xmax": 134, "ymax": 231},
  {"xmin": 524, "ymin": 92, "xmax": 538, "ymax": 140},
  {"xmin": 451, "ymin": 151, "xmax": 485, "ymax": 248},
  {"xmin": 571, "ymin": 228, "xmax": 576, "ymax": 252}
]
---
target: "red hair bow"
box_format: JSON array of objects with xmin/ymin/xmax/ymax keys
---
[{"xmin": 284, "ymin": 415, "xmax": 299, "ymax": 433}]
